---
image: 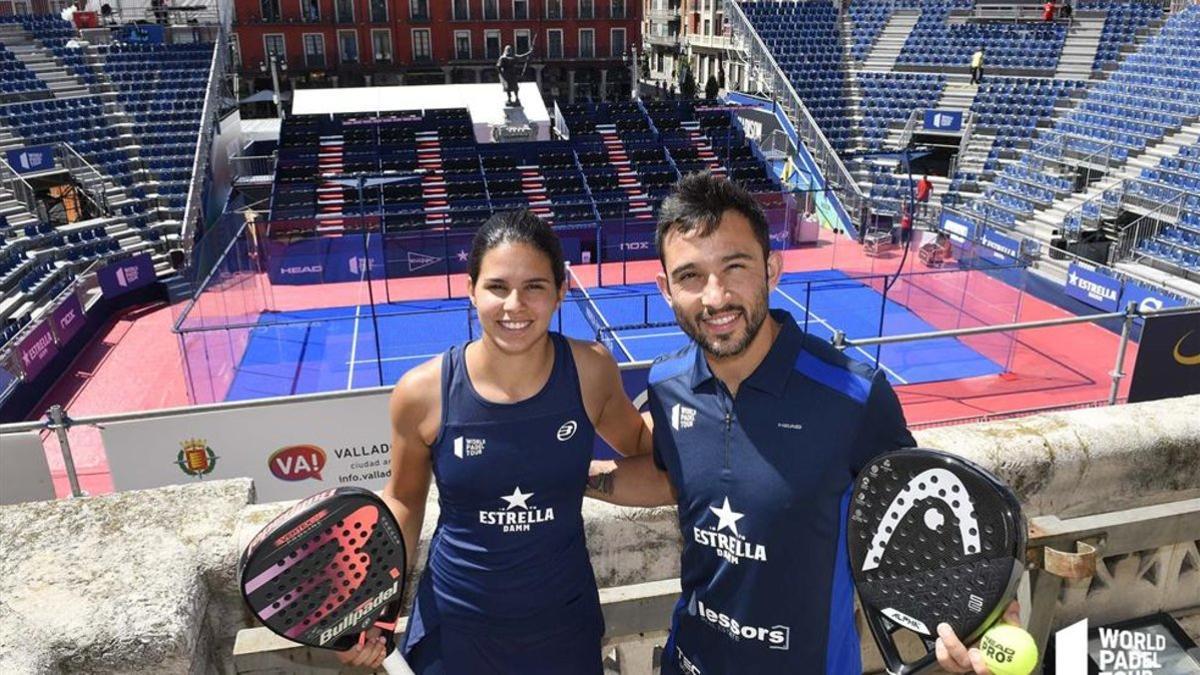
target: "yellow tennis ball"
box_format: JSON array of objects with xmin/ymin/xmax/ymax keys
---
[{"xmin": 978, "ymin": 624, "xmax": 1038, "ymax": 675}]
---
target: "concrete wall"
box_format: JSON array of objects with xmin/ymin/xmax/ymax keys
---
[{"xmin": 1, "ymin": 394, "xmax": 1197, "ymax": 673}]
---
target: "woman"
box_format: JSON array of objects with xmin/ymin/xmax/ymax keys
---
[{"xmin": 339, "ymin": 209, "xmax": 652, "ymax": 673}]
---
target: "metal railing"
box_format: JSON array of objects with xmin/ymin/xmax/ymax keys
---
[
  {"xmin": 1110, "ymin": 190, "xmax": 1188, "ymax": 264},
  {"xmin": 0, "ymin": 155, "xmax": 40, "ymax": 217},
  {"xmin": 724, "ymin": 0, "xmax": 867, "ymax": 221},
  {"xmin": 54, "ymin": 142, "xmax": 111, "ymax": 216},
  {"xmin": 180, "ymin": 29, "xmax": 228, "ymax": 264},
  {"xmin": 230, "ymin": 154, "xmax": 277, "ymax": 180}
]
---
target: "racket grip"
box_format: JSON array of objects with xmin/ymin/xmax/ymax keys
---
[{"xmin": 381, "ymin": 648, "xmax": 416, "ymax": 675}]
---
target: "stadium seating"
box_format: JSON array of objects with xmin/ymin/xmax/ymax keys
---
[
  {"xmin": 0, "ymin": 44, "xmax": 49, "ymax": 100},
  {"xmin": 970, "ymin": 5, "xmax": 1200, "ymax": 227},
  {"xmin": 1081, "ymin": 0, "xmax": 1162, "ymax": 70},
  {"xmin": 740, "ymin": 0, "xmax": 853, "ymax": 151},
  {"xmin": 1130, "ymin": 143, "xmax": 1200, "ymax": 273},
  {"xmin": 268, "ymin": 102, "xmax": 780, "ymax": 229},
  {"xmin": 897, "ymin": 5, "xmax": 1066, "ymax": 70},
  {"xmin": 857, "ymin": 72, "xmax": 946, "ymax": 152}
]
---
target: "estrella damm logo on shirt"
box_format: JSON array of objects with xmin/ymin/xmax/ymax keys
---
[
  {"xmin": 692, "ymin": 497, "xmax": 767, "ymax": 565},
  {"xmin": 478, "ymin": 487, "xmax": 556, "ymax": 533}
]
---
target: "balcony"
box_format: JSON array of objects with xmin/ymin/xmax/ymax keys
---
[
  {"xmin": 645, "ymin": 33, "xmax": 679, "ymax": 47},
  {"xmin": 686, "ymin": 34, "xmax": 732, "ymax": 50},
  {"xmin": 646, "ymin": 7, "xmax": 680, "ymax": 21}
]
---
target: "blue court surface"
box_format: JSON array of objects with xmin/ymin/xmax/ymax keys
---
[{"xmin": 226, "ymin": 270, "xmax": 1002, "ymax": 401}]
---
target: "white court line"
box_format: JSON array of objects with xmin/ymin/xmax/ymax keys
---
[
  {"xmin": 574, "ymin": 284, "xmax": 635, "ymax": 362},
  {"xmin": 772, "ymin": 285, "xmax": 909, "ymax": 385},
  {"xmin": 346, "ymin": 303, "xmax": 362, "ymax": 389},
  {"xmin": 348, "ymin": 351, "xmax": 440, "ymax": 366}
]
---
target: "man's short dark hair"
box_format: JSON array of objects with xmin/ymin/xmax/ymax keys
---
[{"xmin": 655, "ymin": 171, "xmax": 771, "ymax": 269}]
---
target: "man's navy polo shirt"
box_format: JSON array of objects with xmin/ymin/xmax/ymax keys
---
[{"xmin": 649, "ymin": 309, "xmax": 915, "ymax": 674}]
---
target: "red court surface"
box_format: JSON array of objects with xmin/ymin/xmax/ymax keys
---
[{"xmin": 29, "ymin": 230, "xmax": 1136, "ymax": 497}]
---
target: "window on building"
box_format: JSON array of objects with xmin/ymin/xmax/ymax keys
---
[
  {"xmin": 547, "ymin": 29, "xmax": 563, "ymax": 58},
  {"xmin": 369, "ymin": 0, "xmax": 387, "ymax": 21},
  {"xmin": 578, "ymin": 0, "xmax": 593, "ymax": 18},
  {"xmin": 453, "ymin": 0, "xmax": 469, "ymax": 19},
  {"xmin": 260, "ymin": 0, "xmax": 280, "ymax": 21},
  {"xmin": 546, "ymin": 0, "xmax": 561, "ymax": 18},
  {"xmin": 703, "ymin": 18, "xmax": 711, "ymax": 35},
  {"xmin": 609, "ymin": 0, "xmax": 624, "ymax": 19},
  {"xmin": 334, "ymin": 0, "xmax": 353, "ymax": 22},
  {"xmin": 610, "ymin": 28, "xmax": 625, "ymax": 56},
  {"xmin": 485, "ymin": 30, "xmax": 501, "ymax": 58},
  {"xmin": 300, "ymin": 0, "xmax": 319, "ymax": 21},
  {"xmin": 371, "ymin": 29, "xmax": 392, "ymax": 62},
  {"xmin": 484, "ymin": 0, "xmax": 499, "ymax": 19},
  {"xmin": 338, "ymin": 30, "xmax": 358, "ymax": 62},
  {"xmin": 412, "ymin": 28, "xmax": 432, "ymax": 61},
  {"xmin": 454, "ymin": 30, "xmax": 471, "ymax": 59},
  {"xmin": 264, "ymin": 34, "xmax": 285, "ymax": 58},
  {"xmin": 579, "ymin": 28, "xmax": 594, "ymax": 58},
  {"xmin": 515, "ymin": 29, "xmax": 531, "ymax": 54},
  {"xmin": 513, "ymin": 0, "xmax": 528, "ymax": 19},
  {"xmin": 303, "ymin": 34, "xmax": 325, "ymax": 67},
  {"xmin": 410, "ymin": 0, "xmax": 429, "ymax": 19},
  {"xmin": 229, "ymin": 34, "xmax": 241, "ymax": 66}
]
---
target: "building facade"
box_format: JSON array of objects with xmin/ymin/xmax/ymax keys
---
[
  {"xmin": 231, "ymin": 0, "xmax": 642, "ymax": 103},
  {"xmin": 642, "ymin": 0, "xmax": 745, "ymax": 96}
]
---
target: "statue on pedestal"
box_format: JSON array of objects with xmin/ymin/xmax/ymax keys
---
[{"xmin": 497, "ymin": 44, "xmax": 534, "ymax": 106}]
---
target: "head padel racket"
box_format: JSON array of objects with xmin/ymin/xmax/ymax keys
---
[
  {"xmin": 848, "ymin": 448, "xmax": 1026, "ymax": 675},
  {"xmin": 240, "ymin": 486, "xmax": 413, "ymax": 674}
]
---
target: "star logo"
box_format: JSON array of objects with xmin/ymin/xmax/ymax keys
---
[
  {"xmin": 709, "ymin": 497, "xmax": 744, "ymax": 537},
  {"xmin": 501, "ymin": 487, "xmax": 534, "ymax": 510},
  {"xmin": 456, "ymin": 249, "xmax": 469, "ymax": 262}
]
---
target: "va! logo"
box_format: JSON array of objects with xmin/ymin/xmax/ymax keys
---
[
  {"xmin": 176, "ymin": 438, "xmax": 218, "ymax": 478},
  {"xmin": 269, "ymin": 445, "xmax": 327, "ymax": 481}
]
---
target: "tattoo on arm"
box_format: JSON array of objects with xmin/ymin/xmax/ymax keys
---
[{"xmin": 586, "ymin": 470, "xmax": 615, "ymax": 495}]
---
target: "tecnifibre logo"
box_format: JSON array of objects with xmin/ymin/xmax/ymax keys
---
[{"xmin": 1056, "ymin": 619, "xmax": 1168, "ymax": 675}]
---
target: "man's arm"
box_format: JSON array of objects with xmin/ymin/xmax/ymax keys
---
[{"xmin": 585, "ymin": 451, "xmax": 676, "ymax": 507}]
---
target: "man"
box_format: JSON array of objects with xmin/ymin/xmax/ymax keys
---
[
  {"xmin": 916, "ymin": 174, "xmax": 934, "ymax": 218},
  {"xmin": 970, "ymin": 47, "xmax": 985, "ymax": 86},
  {"xmin": 1043, "ymin": 0, "xmax": 1055, "ymax": 22},
  {"xmin": 496, "ymin": 44, "xmax": 533, "ymax": 106},
  {"xmin": 586, "ymin": 172, "xmax": 1010, "ymax": 674}
]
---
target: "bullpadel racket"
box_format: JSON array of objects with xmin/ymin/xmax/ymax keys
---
[
  {"xmin": 240, "ymin": 486, "xmax": 413, "ymax": 674},
  {"xmin": 848, "ymin": 448, "xmax": 1026, "ymax": 674}
]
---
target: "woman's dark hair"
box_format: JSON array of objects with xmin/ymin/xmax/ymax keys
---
[{"xmin": 468, "ymin": 209, "xmax": 566, "ymax": 287}]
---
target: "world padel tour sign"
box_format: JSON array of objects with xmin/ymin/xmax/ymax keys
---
[
  {"xmin": 1065, "ymin": 262, "xmax": 1122, "ymax": 312},
  {"xmin": 17, "ymin": 321, "xmax": 57, "ymax": 380},
  {"xmin": 923, "ymin": 109, "xmax": 963, "ymax": 133},
  {"xmin": 6, "ymin": 146, "xmax": 55, "ymax": 174},
  {"xmin": 98, "ymin": 253, "xmax": 155, "ymax": 298}
]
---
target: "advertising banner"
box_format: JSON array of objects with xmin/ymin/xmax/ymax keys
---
[
  {"xmin": 939, "ymin": 211, "xmax": 976, "ymax": 243},
  {"xmin": 17, "ymin": 322, "xmax": 57, "ymax": 380},
  {"xmin": 1120, "ymin": 280, "xmax": 1189, "ymax": 318},
  {"xmin": 979, "ymin": 227, "xmax": 1021, "ymax": 264},
  {"xmin": 1128, "ymin": 310, "xmax": 1200, "ymax": 403},
  {"xmin": 1065, "ymin": 262, "xmax": 1122, "ymax": 312},
  {"xmin": 98, "ymin": 253, "xmax": 155, "ymax": 298},
  {"xmin": 50, "ymin": 293, "xmax": 86, "ymax": 345},
  {"xmin": 0, "ymin": 431, "xmax": 54, "ymax": 504},
  {"xmin": 923, "ymin": 109, "xmax": 963, "ymax": 133},
  {"xmin": 5, "ymin": 145, "xmax": 54, "ymax": 174}
]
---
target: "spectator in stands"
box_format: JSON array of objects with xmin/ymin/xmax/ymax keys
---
[
  {"xmin": 1060, "ymin": 0, "xmax": 1073, "ymax": 22},
  {"xmin": 970, "ymin": 47, "xmax": 986, "ymax": 85},
  {"xmin": 705, "ymin": 73, "xmax": 720, "ymax": 100},
  {"xmin": 1043, "ymin": 0, "xmax": 1056, "ymax": 22},
  {"xmin": 681, "ymin": 69, "xmax": 697, "ymax": 101},
  {"xmin": 916, "ymin": 174, "xmax": 934, "ymax": 218},
  {"xmin": 338, "ymin": 210, "xmax": 652, "ymax": 673}
]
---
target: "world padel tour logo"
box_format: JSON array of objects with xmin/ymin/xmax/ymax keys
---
[
  {"xmin": 176, "ymin": 438, "xmax": 218, "ymax": 478},
  {"xmin": 479, "ymin": 487, "xmax": 555, "ymax": 532},
  {"xmin": 269, "ymin": 445, "xmax": 327, "ymax": 481},
  {"xmin": 693, "ymin": 497, "xmax": 767, "ymax": 565},
  {"xmin": 1056, "ymin": 619, "xmax": 1168, "ymax": 674}
]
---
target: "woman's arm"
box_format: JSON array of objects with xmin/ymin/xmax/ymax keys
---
[
  {"xmin": 574, "ymin": 340, "xmax": 653, "ymax": 458},
  {"xmin": 380, "ymin": 357, "xmax": 439, "ymax": 574}
]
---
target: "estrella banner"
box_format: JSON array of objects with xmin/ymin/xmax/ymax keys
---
[
  {"xmin": 1128, "ymin": 310, "xmax": 1200, "ymax": 403},
  {"xmin": 979, "ymin": 227, "xmax": 1021, "ymax": 264},
  {"xmin": 1065, "ymin": 262, "xmax": 1122, "ymax": 312},
  {"xmin": 17, "ymin": 321, "xmax": 57, "ymax": 380}
]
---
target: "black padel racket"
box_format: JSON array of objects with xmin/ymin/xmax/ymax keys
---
[
  {"xmin": 847, "ymin": 448, "xmax": 1026, "ymax": 674},
  {"xmin": 240, "ymin": 487, "xmax": 414, "ymax": 674}
]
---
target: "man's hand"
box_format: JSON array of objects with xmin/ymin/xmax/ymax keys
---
[
  {"xmin": 336, "ymin": 627, "xmax": 389, "ymax": 671},
  {"xmin": 935, "ymin": 601, "xmax": 1022, "ymax": 674}
]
